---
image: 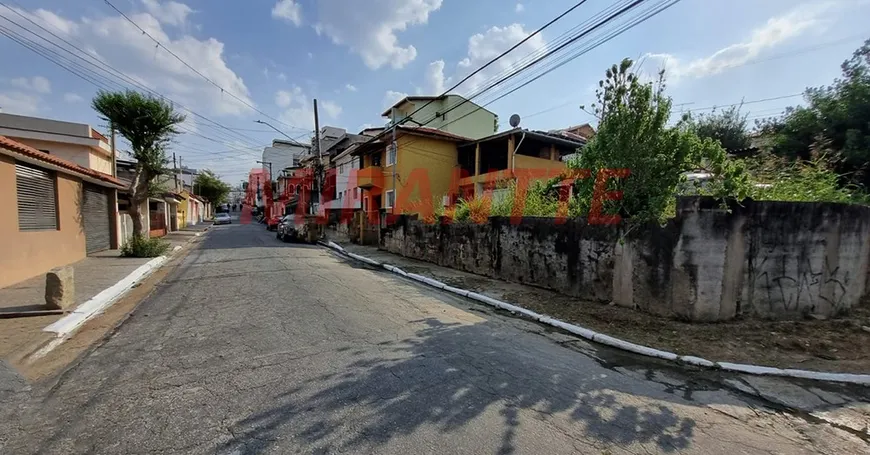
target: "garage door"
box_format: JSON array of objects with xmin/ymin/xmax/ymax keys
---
[{"xmin": 83, "ymin": 184, "xmax": 111, "ymax": 253}]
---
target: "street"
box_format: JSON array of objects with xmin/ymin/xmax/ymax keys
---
[{"xmin": 3, "ymin": 217, "xmax": 867, "ymax": 455}]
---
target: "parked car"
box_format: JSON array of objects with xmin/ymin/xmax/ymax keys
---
[
  {"xmin": 214, "ymin": 213, "xmax": 232, "ymax": 225},
  {"xmin": 276, "ymin": 215, "xmax": 297, "ymax": 242},
  {"xmin": 266, "ymin": 215, "xmax": 282, "ymax": 231}
]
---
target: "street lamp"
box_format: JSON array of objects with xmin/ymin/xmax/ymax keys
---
[{"xmin": 254, "ymin": 120, "xmax": 307, "ymax": 147}]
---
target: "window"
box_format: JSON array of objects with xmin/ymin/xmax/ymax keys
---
[
  {"xmin": 386, "ymin": 144, "xmax": 396, "ymax": 166},
  {"xmin": 339, "ymin": 163, "xmax": 345, "ymax": 174},
  {"xmin": 15, "ymin": 162, "xmax": 58, "ymax": 231},
  {"xmin": 385, "ymin": 189, "xmax": 395, "ymax": 208}
]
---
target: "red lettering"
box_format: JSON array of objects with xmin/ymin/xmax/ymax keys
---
[{"xmin": 588, "ymin": 168, "xmax": 629, "ymax": 225}]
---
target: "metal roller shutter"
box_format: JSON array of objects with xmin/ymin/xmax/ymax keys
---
[
  {"xmin": 83, "ymin": 184, "xmax": 111, "ymax": 253},
  {"xmin": 16, "ymin": 162, "xmax": 58, "ymax": 231}
]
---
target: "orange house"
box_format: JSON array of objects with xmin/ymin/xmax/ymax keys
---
[{"xmin": 0, "ymin": 136, "xmax": 125, "ymax": 288}]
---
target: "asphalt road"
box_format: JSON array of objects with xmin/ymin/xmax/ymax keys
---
[{"xmin": 3, "ymin": 218, "xmax": 867, "ymax": 454}]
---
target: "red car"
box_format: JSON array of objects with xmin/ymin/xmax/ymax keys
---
[{"xmin": 266, "ymin": 215, "xmax": 282, "ymax": 231}]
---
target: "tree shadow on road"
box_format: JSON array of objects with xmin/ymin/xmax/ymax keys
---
[{"xmin": 220, "ymin": 317, "xmax": 697, "ymax": 454}]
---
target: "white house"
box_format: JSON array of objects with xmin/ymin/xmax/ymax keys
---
[
  {"xmin": 263, "ymin": 139, "xmax": 308, "ymax": 181},
  {"xmin": 332, "ymin": 146, "xmax": 361, "ymax": 210}
]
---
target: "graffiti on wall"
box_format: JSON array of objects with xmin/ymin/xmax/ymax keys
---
[{"xmin": 749, "ymin": 249, "xmax": 850, "ymax": 316}]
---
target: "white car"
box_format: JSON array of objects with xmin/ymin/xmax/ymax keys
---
[{"xmin": 214, "ymin": 213, "xmax": 232, "ymax": 225}]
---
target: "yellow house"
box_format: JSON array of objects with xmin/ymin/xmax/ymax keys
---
[
  {"xmin": 177, "ymin": 189, "xmax": 204, "ymax": 227},
  {"xmin": 352, "ymin": 126, "xmax": 471, "ymax": 214}
]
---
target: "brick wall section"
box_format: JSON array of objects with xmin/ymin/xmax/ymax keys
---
[{"xmin": 380, "ymin": 197, "xmax": 870, "ymax": 322}]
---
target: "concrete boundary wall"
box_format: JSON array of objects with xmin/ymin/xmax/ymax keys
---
[{"xmin": 380, "ymin": 197, "xmax": 870, "ymax": 321}]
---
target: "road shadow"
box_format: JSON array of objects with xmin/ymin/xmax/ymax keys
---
[{"xmin": 220, "ymin": 317, "xmax": 698, "ymax": 454}]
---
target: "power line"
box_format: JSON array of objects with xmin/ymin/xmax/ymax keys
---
[
  {"xmin": 683, "ymin": 94, "xmax": 802, "ymax": 113},
  {"xmin": 0, "ymin": 5, "xmax": 275, "ymax": 159},
  {"xmin": 101, "ymin": 0, "xmax": 308, "ymax": 134},
  {"xmin": 404, "ymin": 0, "xmax": 659, "ymax": 141},
  {"xmin": 356, "ymin": 0, "xmax": 593, "ymax": 151},
  {"xmin": 455, "ymin": 0, "xmax": 678, "ymax": 118},
  {"xmin": 401, "ymin": 0, "xmax": 675, "ymax": 150},
  {"xmin": 0, "ymin": 5, "xmax": 267, "ymax": 149},
  {"xmin": 393, "ymin": 0, "xmax": 634, "ymax": 138}
]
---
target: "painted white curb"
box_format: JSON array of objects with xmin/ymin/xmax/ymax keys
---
[
  {"xmin": 321, "ymin": 241, "xmax": 870, "ymax": 386},
  {"xmin": 43, "ymin": 255, "xmax": 168, "ymax": 338}
]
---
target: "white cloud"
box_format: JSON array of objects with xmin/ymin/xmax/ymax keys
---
[
  {"xmin": 515, "ymin": 3, "xmax": 524, "ymax": 12},
  {"xmin": 308, "ymin": 52, "xmax": 313, "ymax": 59},
  {"xmin": 5, "ymin": 6, "xmax": 255, "ymax": 117},
  {"xmin": 644, "ymin": 2, "xmax": 838, "ymax": 80},
  {"xmin": 383, "ymin": 90, "xmax": 408, "ymax": 109},
  {"xmin": 320, "ymin": 100, "xmax": 343, "ymax": 119},
  {"xmin": 274, "ymin": 86, "xmax": 341, "ymax": 129},
  {"xmin": 272, "ymin": 0, "xmax": 302, "ymax": 26},
  {"xmin": 275, "ymin": 89, "xmax": 295, "ymax": 108},
  {"xmin": 312, "ymin": 0, "xmax": 443, "ymax": 69},
  {"xmin": 277, "ymin": 72, "xmax": 287, "ymax": 81},
  {"xmin": 63, "ymin": 92, "xmax": 83, "ymax": 103},
  {"xmin": 345, "ymin": 83, "xmax": 357, "ymax": 92},
  {"xmin": 0, "ymin": 91, "xmax": 42, "ymax": 115},
  {"xmin": 141, "ymin": 0, "xmax": 194, "ymax": 27},
  {"xmin": 430, "ymin": 23, "xmax": 545, "ymax": 96},
  {"xmin": 9, "ymin": 76, "xmax": 51, "ymax": 94},
  {"xmin": 421, "ymin": 60, "xmax": 448, "ymax": 94}
]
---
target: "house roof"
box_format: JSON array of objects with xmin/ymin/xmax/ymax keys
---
[
  {"xmin": 381, "ymin": 94, "xmax": 499, "ymax": 118},
  {"xmin": 461, "ymin": 128, "xmax": 586, "ymax": 149},
  {"xmin": 381, "ymin": 95, "xmax": 445, "ymax": 116},
  {"xmin": 0, "ymin": 135, "xmax": 125, "ymax": 189},
  {"xmin": 396, "ymin": 125, "xmax": 472, "ymax": 142}
]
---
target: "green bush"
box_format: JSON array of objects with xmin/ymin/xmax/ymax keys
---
[
  {"xmin": 744, "ymin": 141, "xmax": 868, "ymax": 204},
  {"xmin": 121, "ymin": 234, "xmax": 170, "ymax": 258}
]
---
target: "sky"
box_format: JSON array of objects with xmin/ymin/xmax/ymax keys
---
[{"xmin": 0, "ymin": 0, "xmax": 868, "ymax": 185}]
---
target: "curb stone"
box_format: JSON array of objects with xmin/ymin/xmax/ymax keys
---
[{"xmin": 320, "ymin": 241, "xmax": 870, "ymax": 386}]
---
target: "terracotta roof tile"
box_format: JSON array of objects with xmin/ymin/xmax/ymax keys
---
[{"xmin": 0, "ymin": 135, "xmax": 125, "ymax": 188}]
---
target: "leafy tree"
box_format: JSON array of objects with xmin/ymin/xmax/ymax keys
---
[
  {"xmin": 686, "ymin": 105, "xmax": 752, "ymax": 152},
  {"xmin": 757, "ymin": 38, "xmax": 870, "ymax": 184},
  {"xmin": 92, "ymin": 90, "xmax": 185, "ymax": 236},
  {"xmin": 194, "ymin": 170, "xmax": 231, "ymax": 204},
  {"xmin": 572, "ymin": 59, "xmax": 747, "ymax": 225}
]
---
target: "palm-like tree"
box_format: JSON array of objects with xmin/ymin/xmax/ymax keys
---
[{"xmin": 92, "ymin": 90, "xmax": 185, "ymax": 236}]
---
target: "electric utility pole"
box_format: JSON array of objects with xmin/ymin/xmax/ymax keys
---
[
  {"xmin": 110, "ymin": 122, "xmax": 117, "ymax": 177},
  {"xmin": 173, "ymin": 153, "xmax": 179, "ymax": 190},
  {"xmin": 312, "ymin": 98, "xmax": 322, "ymax": 215}
]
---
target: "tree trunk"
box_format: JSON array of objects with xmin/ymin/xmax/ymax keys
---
[{"xmin": 128, "ymin": 167, "xmax": 150, "ymax": 237}]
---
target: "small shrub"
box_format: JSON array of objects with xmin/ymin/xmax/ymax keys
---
[
  {"xmin": 121, "ymin": 234, "xmax": 170, "ymax": 258},
  {"xmin": 453, "ymin": 199, "xmax": 471, "ymax": 222}
]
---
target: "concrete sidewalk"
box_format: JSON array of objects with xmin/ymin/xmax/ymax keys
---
[{"xmin": 0, "ymin": 228, "xmax": 207, "ymax": 370}]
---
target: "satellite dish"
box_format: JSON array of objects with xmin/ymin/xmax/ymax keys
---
[{"xmin": 509, "ymin": 113, "xmax": 521, "ymax": 128}]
